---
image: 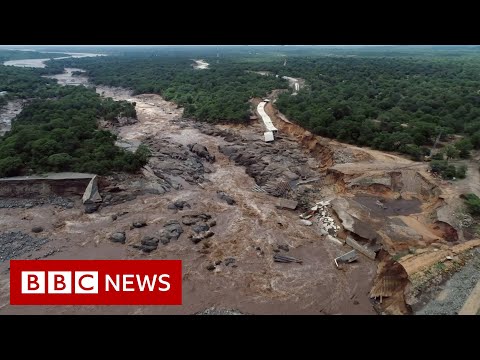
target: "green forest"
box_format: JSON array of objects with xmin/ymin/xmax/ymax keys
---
[
  {"xmin": 51, "ymin": 51, "xmax": 480, "ymax": 160},
  {"xmin": 48, "ymin": 56, "xmax": 288, "ymax": 122},
  {"xmin": 0, "ymin": 66, "xmax": 147, "ymax": 177},
  {"xmin": 2, "ymin": 46, "xmax": 480, "ymax": 178}
]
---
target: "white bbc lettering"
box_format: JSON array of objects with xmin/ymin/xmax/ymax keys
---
[
  {"xmin": 123, "ymin": 274, "xmax": 135, "ymax": 291},
  {"xmin": 136, "ymin": 274, "xmax": 156, "ymax": 291},
  {"xmin": 105, "ymin": 274, "xmax": 120, "ymax": 291},
  {"xmin": 74, "ymin": 271, "xmax": 98, "ymax": 294},
  {"xmin": 158, "ymin": 274, "xmax": 171, "ymax": 292},
  {"xmin": 21, "ymin": 271, "xmax": 45, "ymax": 294},
  {"xmin": 47, "ymin": 271, "xmax": 72, "ymax": 294}
]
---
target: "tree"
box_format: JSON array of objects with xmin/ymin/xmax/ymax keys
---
[
  {"xmin": 47, "ymin": 153, "xmax": 73, "ymax": 171},
  {"xmin": 464, "ymin": 193, "xmax": 480, "ymax": 216},
  {"xmin": 0, "ymin": 156, "xmax": 23, "ymax": 177},
  {"xmin": 456, "ymin": 164, "xmax": 467, "ymax": 179},
  {"xmin": 442, "ymin": 145, "xmax": 460, "ymax": 161},
  {"xmin": 454, "ymin": 139, "xmax": 473, "ymax": 159},
  {"xmin": 470, "ymin": 131, "xmax": 480, "ymax": 149}
]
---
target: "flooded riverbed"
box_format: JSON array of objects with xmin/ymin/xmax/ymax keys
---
[
  {"xmin": 3, "ymin": 52, "xmax": 105, "ymax": 68},
  {"xmin": 0, "ymin": 100, "xmax": 23, "ymax": 136},
  {"xmin": 0, "ymin": 57, "xmax": 379, "ymax": 315}
]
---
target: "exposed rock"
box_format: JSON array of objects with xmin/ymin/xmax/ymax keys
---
[
  {"xmin": 208, "ymin": 220, "xmax": 217, "ymax": 227},
  {"xmin": 110, "ymin": 232, "xmax": 126, "ymax": 244},
  {"xmin": 82, "ymin": 176, "xmax": 102, "ymax": 204},
  {"xmin": 31, "ymin": 226, "xmax": 44, "ymax": 233},
  {"xmin": 191, "ymin": 236, "xmax": 203, "ymax": 244},
  {"xmin": 276, "ymin": 198, "xmax": 298, "ymax": 210},
  {"xmin": 0, "ymin": 231, "xmax": 50, "ymax": 262},
  {"xmin": 159, "ymin": 221, "xmax": 183, "ymax": 245},
  {"xmin": 191, "ymin": 230, "xmax": 214, "ymax": 244},
  {"xmin": 188, "ymin": 143, "xmax": 215, "ymax": 162},
  {"xmin": 111, "ymin": 215, "xmax": 118, "ymax": 221},
  {"xmin": 300, "ymin": 219, "xmax": 313, "ymax": 226},
  {"xmin": 84, "ymin": 203, "xmax": 100, "ymax": 214},
  {"xmin": 167, "ymin": 200, "xmax": 191, "ymax": 210},
  {"xmin": 278, "ymin": 244, "xmax": 289, "ymax": 252},
  {"xmin": 217, "ymin": 191, "xmax": 236, "ymax": 205},
  {"xmin": 181, "ymin": 213, "xmax": 212, "ymax": 225},
  {"xmin": 133, "ymin": 221, "xmax": 147, "ymax": 228},
  {"xmin": 206, "ymin": 264, "xmax": 216, "ymax": 271},
  {"xmin": 192, "ymin": 222, "xmax": 210, "ymax": 233},
  {"xmin": 224, "ymin": 258, "xmax": 236, "ymax": 266},
  {"xmin": 182, "ymin": 217, "xmax": 199, "ymax": 225},
  {"xmin": 140, "ymin": 236, "xmax": 160, "ymax": 253}
]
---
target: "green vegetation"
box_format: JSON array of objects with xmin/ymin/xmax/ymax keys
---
[
  {"xmin": 430, "ymin": 160, "xmax": 467, "ymax": 179},
  {"xmin": 0, "ymin": 75, "xmax": 147, "ymax": 177},
  {"xmin": 0, "ymin": 66, "xmax": 59, "ymax": 101},
  {"xmin": 434, "ymin": 262, "xmax": 446, "ymax": 271},
  {"xmin": 274, "ymin": 56, "xmax": 480, "ymax": 158},
  {"xmin": 47, "ymin": 56, "xmax": 287, "ymax": 122},
  {"xmin": 464, "ymin": 193, "xmax": 480, "ymax": 216},
  {"xmin": 47, "ymin": 50, "xmax": 480, "ymax": 159}
]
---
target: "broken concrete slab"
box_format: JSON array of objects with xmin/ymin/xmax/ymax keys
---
[
  {"xmin": 327, "ymin": 235, "xmax": 344, "ymax": 246},
  {"xmin": 334, "ymin": 250, "xmax": 358, "ymax": 268},
  {"xmin": 331, "ymin": 198, "xmax": 379, "ymax": 241},
  {"xmin": 345, "ymin": 236, "xmax": 377, "ymax": 260},
  {"xmin": 275, "ymin": 198, "xmax": 298, "ymax": 210},
  {"xmin": 82, "ymin": 175, "xmax": 102, "ymax": 204},
  {"xmin": 300, "ymin": 219, "xmax": 312, "ymax": 226}
]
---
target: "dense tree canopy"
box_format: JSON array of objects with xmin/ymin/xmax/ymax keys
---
[
  {"xmin": 48, "ymin": 56, "xmax": 288, "ymax": 122},
  {"xmin": 0, "ymin": 68, "xmax": 145, "ymax": 177},
  {"xmin": 48, "ymin": 51, "xmax": 480, "ymax": 158}
]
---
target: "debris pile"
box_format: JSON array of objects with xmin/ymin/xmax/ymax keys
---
[
  {"xmin": 300, "ymin": 200, "xmax": 340, "ymax": 236},
  {"xmin": 273, "ymin": 254, "xmax": 303, "ymax": 264}
]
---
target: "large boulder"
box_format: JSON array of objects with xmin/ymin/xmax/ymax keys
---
[
  {"xmin": 110, "ymin": 232, "xmax": 126, "ymax": 244},
  {"xmin": 217, "ymin": 191, "xmax": 236, "ymax": 205},
  {"xmin": 82, "ymin": 176, "xmax": 102, "ymax": 205},
  {"xmin": 159, "ymin": 220, "xmax": 184, "ymax": 245},
  {"xmin": 188, "ymin": 143, "xmax": 215, "ymax": 162},
  {"xmin": 140, "ymin": 236, "xmax": 160, "ymax": 252}
]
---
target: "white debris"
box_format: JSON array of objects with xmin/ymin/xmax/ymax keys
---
[
  {"xmin": 300, "ymin": 199, "xmax": 341, "ymax": 237},
  {"xmin": 300, "ymin": 219, "xmax": 313, "ymax": 226},
  {"xmin": 446, "ymin": 256, "xmax": 453, "ymax": 261},
  {"xmin": 327, "ymin": 235, "xmax": 344, "ymax": 246}
]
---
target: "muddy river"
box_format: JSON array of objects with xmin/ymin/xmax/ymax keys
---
[
  {"xmin": 0, "ymin": 58, "xmax": 379, "ymax": 315},
  {"xmin": 3, "ymin": 52, "xmax": 105, "ymax": 68}
]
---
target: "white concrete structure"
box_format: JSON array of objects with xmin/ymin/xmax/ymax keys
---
[
  {"xmin": 257, "ymin": 101, "xmax": 278, "ymax": 134},
  {"xmin": 264, "ymin": 131, "xmax": 274, "ymax": 142}
]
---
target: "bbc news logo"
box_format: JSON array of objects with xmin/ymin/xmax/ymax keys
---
[{"xmin": 10, "ymin": 260, "xmax": 182, "ymax": 305}]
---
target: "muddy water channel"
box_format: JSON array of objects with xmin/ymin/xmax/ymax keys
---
[{"xmin": 0, "ymin": 60, "xmax": 378, "ymax": 315}]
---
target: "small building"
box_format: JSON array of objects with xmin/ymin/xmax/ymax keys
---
[{"xmin": 264, "ymin": 131, "xmax": 275, "ymax": 143}]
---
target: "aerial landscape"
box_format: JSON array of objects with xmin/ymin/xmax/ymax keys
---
[{"xmin": 0, "ymin": 45, "xmax": 479, "ymax": 315}]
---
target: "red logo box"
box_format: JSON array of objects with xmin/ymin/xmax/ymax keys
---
[{"xmin": 10, "ymin": 260, "xmax": 182, "ymax": 305}]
